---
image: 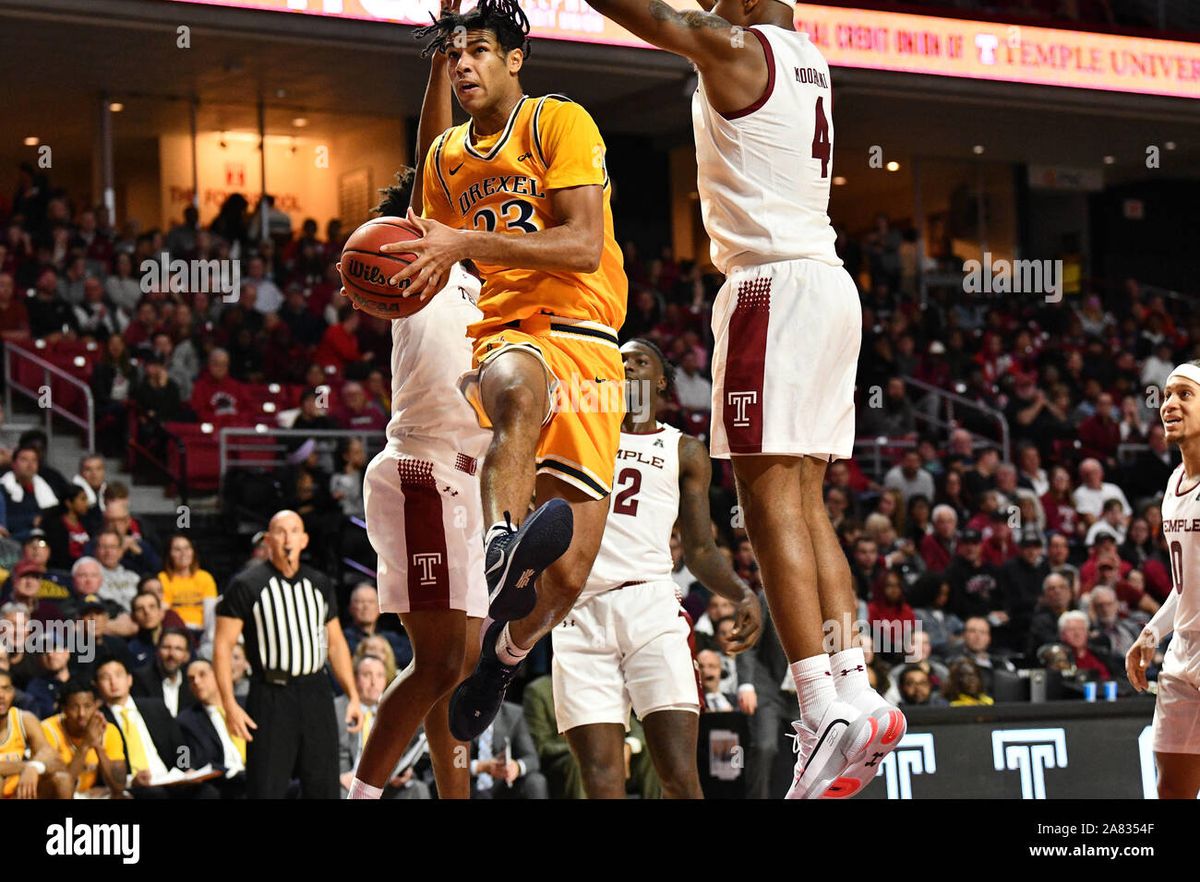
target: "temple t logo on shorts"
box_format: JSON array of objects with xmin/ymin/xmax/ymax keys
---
[
  {"xmin": 727, "ymin": 391, "xmax": 758, "ymax": 427},
  {"xmin": 412, "ymin": 553, "xmax": 443, "ymax": 586}
]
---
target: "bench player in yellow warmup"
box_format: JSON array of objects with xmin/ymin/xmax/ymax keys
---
[{"xmin": 384, "ymin": 0, "xmax": 628, "ymax": 739}]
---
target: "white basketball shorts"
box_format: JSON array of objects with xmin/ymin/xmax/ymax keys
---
[
  {"xmin": 1152, "ymin": 630, "xmax": 1200, "ymax": 755},
  {"xmin": 362, "ymin": 442, "xmax": 487, "ymax": 619},
  {"xmin": 551, "ymin": 580, "xmax": 700, "ymax": 733},
  {"xmin": 710, "ymin": 257, "xmax": 861, "ymax": 460}
]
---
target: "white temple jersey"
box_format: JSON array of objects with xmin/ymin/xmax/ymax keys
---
[
  {"xmin": 1162, "ymin": 464, "xmax": 1200, "ymax": 635},
  {"xmin": 385, "ymin": 263, "xmax": 490, "ymax": 461},
  {"xmin": 582, "ymin": 424, "xmax": 683, "ymax": 599},
  {"xmin": 691, "ymin": 24, "xmax": 841, "ymax": 274}
]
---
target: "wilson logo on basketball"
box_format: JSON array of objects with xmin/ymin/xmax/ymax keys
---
[{"xmin": 343, "ymin": 256, "xmax": 408, "ymax": 290}]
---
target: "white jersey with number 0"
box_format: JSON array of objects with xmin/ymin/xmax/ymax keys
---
[
  {"xmin": 582, "ymin": 424, "xmax": 682, "ymax": 600},
  {"xmin": 691, "ymin": 24, "xmax": 841, "ymax": 274},
  {"xmin": 1162, "ymin": 464, "xmax": 1200, "ymax": 635}
]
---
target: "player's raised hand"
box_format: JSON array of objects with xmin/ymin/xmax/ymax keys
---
[
  {"xmin": 382, "ymin": 208, "xmax": 463, "ymax": 299},
  {"xmin": 1126, "ymin": 628, "xmax": 1158, "ymax": 692},
  {"xmin": 726, "ymin": 590, "xmax": 763, "ymax": 654}
]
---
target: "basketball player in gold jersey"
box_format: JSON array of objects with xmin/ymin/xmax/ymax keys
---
[
  {"xmin": 0, "ymin": 669, "xmax": 72, "ymax": 799},
  {"xmin": 381, "ymin": 0, "xmax": 629, "ymax": 740}
]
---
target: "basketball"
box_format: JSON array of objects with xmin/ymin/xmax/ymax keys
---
[{"xmin": 339, "ymin": 216, "xmax": 426, "ymax": 320}]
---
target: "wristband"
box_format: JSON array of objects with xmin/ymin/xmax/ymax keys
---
[{"xmin": 26, "ymin": 760, "xmax": 46, "ymax": 775}]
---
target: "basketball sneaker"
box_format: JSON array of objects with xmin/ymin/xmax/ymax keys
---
[
  {"xmin": 819, "ymin": 691, "xmax": 907, "ymax": 798},
  {"xmin": 448, "ymin": 619, "xmax": 521, "ymax": 741},
  {"xmin": 485, "ymin": 498, "xmax": 574, "ymax": 622},
  {"xmin": 785, "ymin": 699, "xmax": 875, "ymax": 800}
]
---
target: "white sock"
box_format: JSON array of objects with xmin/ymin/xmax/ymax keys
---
[
  {"xmin": 829, "ymin": 648, "xmax": 871, "ymax": 703},
  {"xmin": 495, "ymin": 623, "xmax": 529, "ymax": 667},
  {"xmin": 790, "ymin": 654, "xmax": 837, "ymax": 731},
  {"xmin": 347, "ymin": 778, "xmax": 383, "ymax": 800}
]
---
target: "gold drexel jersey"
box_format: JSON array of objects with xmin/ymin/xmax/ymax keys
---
[{"xmin": 422, "ymin": 94, "xmax": 627, "ymax": 337}]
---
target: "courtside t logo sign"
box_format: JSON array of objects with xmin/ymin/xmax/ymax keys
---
[
  {"xmin": 992, "ymin": 728, "xmax": 1067, "ymax": 799},
  {"xmin": 877, "ymin": 733, "xmax": 936, "ymax": 799}
]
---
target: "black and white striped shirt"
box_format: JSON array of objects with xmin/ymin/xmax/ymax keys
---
[{"xmin": 217, "ymin": 562, "xmax": 337, "ymax": 680}]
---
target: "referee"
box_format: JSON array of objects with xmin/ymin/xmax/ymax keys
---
[{"xmin": 213, "ymin": 510, "xmax": 362, "ymax": 798}]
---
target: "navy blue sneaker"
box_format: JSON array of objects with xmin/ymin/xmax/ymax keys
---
[
  {"xmin": 449, "ymin": 620, "xmax": 520, "ymax": 741},
  {"xmin": 485, "ymin": 497, "xmax": 573, "ymax": 622}
]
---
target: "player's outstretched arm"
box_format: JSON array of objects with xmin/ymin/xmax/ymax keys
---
[
  {"xmin": 410, "ymin": 0, "xmax": 461, "ymax": 214},
  {"xmin": 677, "ymin": 435, "xmax": 762, "ymax": 652},
  {"xmin": 585, "ymin": 0, "xmax": 741, "ymax": 67}
]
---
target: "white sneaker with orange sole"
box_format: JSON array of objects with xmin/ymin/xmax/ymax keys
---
[
  {"xmin": 820, "ymin": 691, "xmax": 908, "ymax": 799},
  {"xmin": 784, "ymin": 699, "xmax": 875, "ymax": 800}
]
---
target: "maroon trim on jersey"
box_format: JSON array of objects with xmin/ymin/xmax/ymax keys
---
[
  {"xmin": 721, "ymin": 28, "xmax": 776, "ymax": 121},
  {"xmin": 397, "ymin": 459, "xmax": 451, "ymax": 610},
  {"xmin": 1174, "ymin": 467, "xmax": 1200, "ymax": 497},
  {"xmin": 722, "ymin": 277, "xmax": 771, "ymax": 454},
  {"xmin": 622, "ymin": 427, "xmax": 668, "ymax": 436}
]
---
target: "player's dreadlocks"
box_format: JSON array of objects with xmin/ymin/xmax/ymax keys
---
[
  {"xmin": 629, "ymin": 337, "xmax": 676, "ymax": 395},
  {"xmin": 415, "ymin": 0, "xmax": 532, "ymax": 60},
  {"xmin": 374, "ymin": 168, "xmax": 416, "ymax": 217}
]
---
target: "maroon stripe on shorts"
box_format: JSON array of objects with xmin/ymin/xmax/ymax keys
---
[
  {"xmin": 722, "ymin": 277, "xmax": 771, "ymax": 454},
  {"xmin": 397, "ymin": 459, "xmax": 451, "ymax": 610},
  {"xmin": 680, "ymin": 608, "xmax": 706, "ymax": 710}
]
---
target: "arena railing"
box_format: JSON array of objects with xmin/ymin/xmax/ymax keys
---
[
  {"xmin": 4, "ymin": 342, "xmax": 95, "ymax": 452},
  {"xmin": 901, "ymin": 375, "xmax": 1011, "ymax": 462},
  {"xmin": 218, "ymin": 426, "xmax": 388, "ymax": 474}
]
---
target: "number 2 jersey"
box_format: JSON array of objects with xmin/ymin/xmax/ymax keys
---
[
  {"xmin": 581, "ymin": 424, "xmax": 682, "ymax": 601},
  {"xmin": 691, "ymin": 25, "xmax": 841, "ymax": 274},
  {"xmin": 421, "ymin": 94, "xmax": 627, "ymax": 338},
  {"xmin": 1162, "ymin": 463, "xmax": 1200, "ymax": 635}
]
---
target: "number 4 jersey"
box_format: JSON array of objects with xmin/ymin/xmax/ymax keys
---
[
  {"xmin": 421, "ymin": 94, "xmax": 627, "ymax": 339},
  {"xmin": 1162, "ymin": 464, "xmax": 1200, "ymax": 634},
  {"xmin": 581, "ymin": 424, "xmax": 683, "ymax": 600},
  {"xmin": 692, "ymin": 25, "xmax": 841, "ymax": 274}
]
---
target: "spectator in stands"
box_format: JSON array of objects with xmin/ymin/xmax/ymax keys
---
[
  {"xmin": 883, "ymin": 449, "xmax": 935, "ymax": 505},
  {"xmin": 27, "ymin": 267, "xmax": 79, "ymax": 341},
  {"xmin": 336, "ymin": 382, "xmax": 387, "ymax": 433},
  {"xmin": 123, "ymin": 300, "xmax": 161, "ymax": 353},
  {"xmin": 165, "ymin": 205, "xmax": 200, "ymax": 257},
  {"xmin": 6, "ymin": 563, "xmax": 64, "ymax": 628},
  {"xmin": 73, "ymin": 454, "xmax": 107, "ymax": 532},
  {"xmin": 963, "ymin": 445, "xmax": 1000, "ymax": 504},
  {"xmin": 41, "ymin": 680, "xmax": 127, "ymax": 798},
  {"xmin": 1057, "ymin": 610, "xmax": 1114, "ymax": 681},
  {"xmin": 1126, "ymin": 424, "xmax": 1175, "ymax": 505},
  {"xmin": 522, "ymin": 674, "xmax": 585, "ymax": 799},
  {"xmin": 336, "ymin": 655, "xmax": 429, "ymax": 800},
  {"xmin": 96, "ymin": 656, "xmax": 216, "ymax": 799},
  {"xmin": 861, "ymin": 377, "xmax": 917, "ymax": 438},
  {"xmin": 241, "ymin": 255, "xmax": 282, "ymax": 314},
  {"xmin": 133, "ymin": 352, "xmax": 184, "ymax": 456},
  {"xmin": 851, "ymin": 536, "xmax": 884, "ymax": 600},
  {"xmin": 354, "ymin": 634, "xmax": 399, "ymax": 683},
  {"xmin": 946, "ymin": 617, "xmax": 1015, "ymax": 694},
  {"xmin": 672, "ymin": 349, "xmax": 711, "ymax": 413},
  {"xmin": 943, "ymin": 657, "xmax": 993, "ymax": 707},
  {"xmin": 944, "ymin": 528, "xmax": 1006, "ymax": 631},
  {"xmin": 920, "ymin": 504, "xmax": 957, "ymax": 573},
  {"xmin": 330, "ymin": 437, "xmax": 367, "ymax": 520},
  {"xmin": 1015, "ymin": 442, "xmax": 1049, "ymax": 496},
  {"xmin": 90, "ymin": 333, "xmax": 138, "ymax": 456},
  {"xmin": 1027, "ymin": 573, "xmax": 1075, "ymax": 660},
  {"xmin": 1087, "ymin": 585, "xmax": 1140, "ymax": 661},
  {"xmin": 73, "ymin": 275, "xmax": 126, "ymax": 341},
  {"xmin": 868, "ymin": 569, "xmax": 917, "ymax": 661},
  {"xmin": 190, "ymin": 348, "xmax": 248, "ymax": 422},
  {"xmin": 698, "ymin": 648, "xmax": 737, "ymax": 712},
  {"xmin": 1084, "ymin": 498, "xmax": 1129, "ymax": 546},
  {"xmin": 342, "ymin": 583, "xmax": 412, "ymax": 666},
  {"xmin": 93, "ymin": 528, "xmax": 140, "ymax": 614},
  {"xmin": 70, "ymin": 594, "xmax": 134, "ymax": 684},
  {"xmin": 128, "ymin": 586, "xmax": 186, "ymax": 668},
  {"xmin": 897, "ymin": 665, "xmax": 947, "ymax": 707},
  {"xmin": 1072, "ymin": 458, "xmax": 1132, "ymax": 524},
  {"xmin": 158, "ymin": 534, "xmax": 217, "ymax": 635},
  {"xmin": 132, "ymin": 626, "xmax": 195, "ymax": 717},
  {"xmin": 0, "ymin": 271, "xmax": 29, "ymax": 341},
  {"xmin": 18, "ymin": 429, "xmax": 71, "ymax": 500},
  {"xmin": 935, "ymin": 468, "xmax": 971, "ymax": 525},
  {"xmin": 1, "ymin": 446, "xmax": 58, "ymax": 539},
  {"xmin": 44, "ymin": 484, "xmax": 91, "ymax": 570},
  {"xmin": 0, "ymin": 601, "xmax": 38, "ymax": 687},
  {"xmin": 104, "ymin": 251, "xmax": 142, "ymax": 318},
  {"xmin": 23, "ymin": 640, "xmax": 74, "ymax": 719},
  {"xmin": 315, "ymin": 304, "xmax": 373, "ymax": 373},
  {"xmin": 280, "ymin": 283, "xmax": 326, "ymax": 347},
  {"xmin": 999, "ymin": 531, "xmax": 1050, "ymax": 650},
  {"xmin": 291, "ymin": 388, "xmax": 336, "ymax": 435},
  {"xmin": 468, "ymin": 702, "xmax": 548, "ymax": 800},
  {"xmin": 179, "ymin": 658, "xmax": 246, "ymax": 797},
  {"xmin": 693, "ymin": 593, "xmax": 735, "ymax": 644},
  {"xmin": 1077, "ymin": 392, "xmax": 1121, "ymax": 467},
  {"xmin": 89, "ymin": 490, "xmax": 161, "ymax": 576},
  {"xmin": 909, "ymin": 572, "xmax": 963, "ymax": 655},
  {"xmin": 70, "ymin": 552, "xmax": 134, "ymax": 631}
]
